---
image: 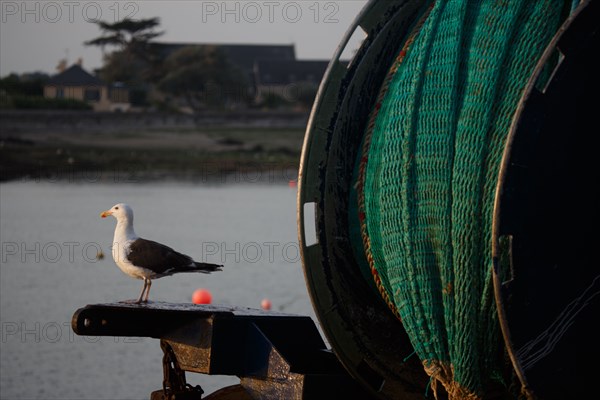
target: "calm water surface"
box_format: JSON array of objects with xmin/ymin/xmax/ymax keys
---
[{"xmin": 0, "ymin": 181, "xmax": 316, "ymax": 399}]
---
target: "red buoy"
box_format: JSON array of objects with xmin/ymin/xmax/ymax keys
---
[
  {"xmin": 192, "ymin": 289, "xmax": 212, "ymax": 304},
  {"xmin": 261, "ymin": 298, "xmax": 272, "ymax": 310}
]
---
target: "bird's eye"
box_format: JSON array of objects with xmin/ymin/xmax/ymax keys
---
[{"xmin": 115, "ymin": 207, "xmax": 119, "ymax": 210}]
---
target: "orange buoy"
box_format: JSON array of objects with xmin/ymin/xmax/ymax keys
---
[
  {"xmin": 261, "ymin": 298, "xmax": 272, "ymax": 310},
  {"xmin": 192, "ymin": 289, "xmax": 212, "ymax": 304}
]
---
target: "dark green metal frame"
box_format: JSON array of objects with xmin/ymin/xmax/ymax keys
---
[{"xmin": 297, "ymin": 1, "xmax": 431, "ymax": 398}]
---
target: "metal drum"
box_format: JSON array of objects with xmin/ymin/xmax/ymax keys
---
[{"xmin": 299, "ymin": 0, "xmax": 599, "ymax": 398}]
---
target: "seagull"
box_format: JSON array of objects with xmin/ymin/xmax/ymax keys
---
[{"xmin": 100, "ymin": 203, "xmax": 222, "ymax": 303}]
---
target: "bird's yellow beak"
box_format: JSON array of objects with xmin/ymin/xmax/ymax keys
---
[{"xmin": 100, "ymin": 210, "xmax": 112, "ymax": 218}]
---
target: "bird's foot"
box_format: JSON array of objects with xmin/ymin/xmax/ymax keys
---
[{"xmin": 119, "ymin": 299, "xmax": 145, "ymax": 304}]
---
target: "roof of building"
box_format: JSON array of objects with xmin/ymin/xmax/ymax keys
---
[
  {"xmin": 152, "ymin": 42, "xmax": 296, "ymax": 73},
  {"xmin": 255, "ymin": 60, "xmax": 333, "ymax": 85},
  {"xmin": 46, "ymin": 64, "xmax": 104, "ymax": 86}
]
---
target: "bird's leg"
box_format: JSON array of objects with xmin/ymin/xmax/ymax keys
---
[
  {"xmin": 135, "ymin": 279, "xmax": 148, "ymax": 304},
  {"xmin": 143, "ymin": 279, "xmax": 152, "ymax": 303}
]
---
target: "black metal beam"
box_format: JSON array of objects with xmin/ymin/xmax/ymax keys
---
[{"xmin": 72, "ymin": 302, "xmax": 374, "ymax": 399}]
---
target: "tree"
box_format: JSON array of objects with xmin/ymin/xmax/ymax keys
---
[
  {"xmin": 0, "ymin": 72, "xmax": 48, "ymax": 96},
  {"xmin": 85, "ymin": 17, "xmax": 164, "ymax": 84},
  {"xmin": 291, "ymin": 82, "xmax": 319, "ymax": 109},
  {"xmin": 157, "ymin": 46, "xmax": 251, "ymax": 111},
  {"xmin": 85, "ymin": 17, "xmax": 163, "ymax": 55}
]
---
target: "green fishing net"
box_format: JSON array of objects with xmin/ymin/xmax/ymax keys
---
[{"xmin": 357, "ymin": 1, "xmax": 569, "ymax": 397}]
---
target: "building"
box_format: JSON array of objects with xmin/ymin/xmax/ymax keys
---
[
  {"xmin": 253, "ymin": 60, "xmax": 331, "ymax": 102},
  {"xmin": 153, "ymin": 43, "xmax": 343, "ymax": 107},
  {"xmin": 44, "ymin": 64, "xmax": 130, "ymax": 112},
  {"xmin": 152, "ymin": 43, "xmax": 296, "ymax": 88},
  {"xmin": 46, "ymin": 42, "xmax": 333, "ymax": 111}
]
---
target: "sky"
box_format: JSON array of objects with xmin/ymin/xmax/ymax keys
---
[{"xmin": 0, "ymin": 0, "xmax": 369, "ymax": 76}]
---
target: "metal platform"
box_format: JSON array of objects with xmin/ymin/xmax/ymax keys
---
[{"xmin": 72, "ymin": 302, "xmax": 374, "ymax": 399}]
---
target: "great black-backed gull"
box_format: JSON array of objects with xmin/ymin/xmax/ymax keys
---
[{"xmin": 100, "ymin": 203, "xmax": 222, "ymax": 303}]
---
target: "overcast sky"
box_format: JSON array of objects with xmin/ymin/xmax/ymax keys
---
[{"xmin": 0, "ymin": 0, "xmax": 369, "ymax": 76}]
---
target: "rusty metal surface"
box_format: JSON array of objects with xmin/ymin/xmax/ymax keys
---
[{"xmin": 203, "ymin": 385, "xmax": 253, "ymax": 400}]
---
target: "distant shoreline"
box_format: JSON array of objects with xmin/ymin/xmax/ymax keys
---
[
  {"xmin": 0, "ymin": 109, "xmax": 309, "ymax": 132},
  {"xmin": 2, "ymin": 168, "xmax": 300, "ymax": 186},
  {"xmin": 0, "ymin": 111, "xmax": 306, "ymax": 182}
]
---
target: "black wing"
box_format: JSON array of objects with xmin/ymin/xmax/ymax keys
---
[
  {"xmin": 127, "ymin": 238, "xmax": 195, "ymax": 274},
  {"xmin": 127, "ymin": 238, "xmax": 223, "ymax": 275}
]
